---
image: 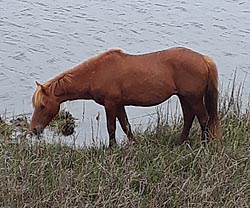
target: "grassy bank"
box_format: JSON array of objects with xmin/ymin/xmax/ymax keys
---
[{"xmin": 0, "ymin": 83, "xmax": 250, "ymax": 207}]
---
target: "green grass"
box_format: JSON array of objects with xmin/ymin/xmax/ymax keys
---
[{"xmin": 0, "ymin": 79, "xmax": 250, "ymax": 207}]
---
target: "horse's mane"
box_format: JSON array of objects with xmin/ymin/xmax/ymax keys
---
[
  {"xmin": 32, "ymin": 73, "xmax": 73, "ymax": 107},
  {"xmin": 32, "ymin": 48, "xmax": 124, "ymax": 108},
  {"xmin": 46, "ymin": 72, "xmax": 73, "ymax": 95},
  {"xmin": 32, "ymin": 86, "xmax": 44, "ymax": 108}
]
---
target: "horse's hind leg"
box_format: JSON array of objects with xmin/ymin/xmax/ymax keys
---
[
  {"xmin": 117, "ymin": 106, "xmax": 135, "ymax": 142},
  {"xmin": 190, "ymin": 98, "xmax": 209, "ymax": 143},
  {"xmin": 179, "ymin": 96, "xmax": 195, "ymax": 144}
]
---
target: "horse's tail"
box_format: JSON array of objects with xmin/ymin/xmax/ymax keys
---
[{"xmin": 203, "ymin": 56, "xmax": 222, "ymax": 140}]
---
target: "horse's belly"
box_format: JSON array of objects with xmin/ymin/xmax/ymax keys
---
[
  {"xmin": 122, "ymin": 84, "xmax": 175, "ymax": 106},
  {"xmin": 125, "ymin": 97, "xmax": 172, "ymax": 107}
]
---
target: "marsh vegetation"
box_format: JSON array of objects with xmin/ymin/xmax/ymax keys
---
[{"xmin": 0, "ymin": 78, "xmax": 249, "ymax": 208}]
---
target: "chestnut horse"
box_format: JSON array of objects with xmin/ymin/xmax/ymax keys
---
[{"xmin": 30, "ymin": 47, "xmax": 221, "ymax": 146}]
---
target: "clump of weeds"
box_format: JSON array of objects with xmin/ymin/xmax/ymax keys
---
[{"xmin": 49, "ymin": 110, "xmax": 76, "ymax": 136}]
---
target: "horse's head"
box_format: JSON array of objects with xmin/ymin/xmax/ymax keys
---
[{"xmin": 30, "ymin": 81, "xmax": 60, "ymax": 135}]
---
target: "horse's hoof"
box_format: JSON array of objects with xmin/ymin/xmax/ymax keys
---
[
  {"xmin": 201, "ymin": 139, "xmax": 209, "ymax": 146},
  {"xmin": 129, "ymin": 139, "xmax": 137, "ymax": 145},
  {"xmin": 180, "ymin": 140, "xmax": 190, "ymax": 145},
  {"xmin": 108, "ymin": 142, "xmax": 117, "ymax": 148},
  {"xmin": 181, "ymin": 140, "xmax": 192, "ymax": 149}
]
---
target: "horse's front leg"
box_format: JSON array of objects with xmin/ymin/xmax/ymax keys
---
[{"xmin": 104, "ymin": 103, "xmax": 117, "ymax": 147}]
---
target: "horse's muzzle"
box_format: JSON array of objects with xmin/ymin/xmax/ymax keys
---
[{"xmin": 31, "ymin": 125, "xmax": 43, "ymax": 135}]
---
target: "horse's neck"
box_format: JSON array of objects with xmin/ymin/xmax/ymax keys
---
[{"xmin": 54, "ymin": 65, "xmax": 92, "ymax": 103}]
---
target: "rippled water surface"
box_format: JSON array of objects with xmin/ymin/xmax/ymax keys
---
[{"xmin": 1, "ymin": 0, "xmax": 250, "ymax": 144}]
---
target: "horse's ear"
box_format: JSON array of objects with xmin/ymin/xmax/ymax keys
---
[
  {"xmin": 35, "ymin": 81, "xmax": 47, "ymax": 95},
  {"xmin": 35, "ymin": 81, "xmax": 41, "ymax": 87}
]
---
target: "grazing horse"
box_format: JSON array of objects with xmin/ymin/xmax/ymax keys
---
[{"xmin": 30, "ymin": 47, "xmax": 221, "ymax": 146}]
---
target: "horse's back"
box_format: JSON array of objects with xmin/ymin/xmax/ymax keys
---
[
  {"xmin": 123, "ymin": 47, "xmax": 211, "ymax": 98},
  {"xmin": 90, "ymin": 47, "xmax": 211, "ymax": 105}
]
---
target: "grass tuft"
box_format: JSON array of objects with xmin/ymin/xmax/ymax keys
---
[{"xmin": 49, "ymin": 110, "xmax": 76, "ymax": 136}]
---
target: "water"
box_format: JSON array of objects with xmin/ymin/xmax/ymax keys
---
[{"xmin": 1, "ymin": 0, "xmax": 250, "ymax": 145}]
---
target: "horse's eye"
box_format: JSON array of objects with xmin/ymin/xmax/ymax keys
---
[{"xmin": 40, "ymin": 105, "xmax": 45, "ymax": 110}]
